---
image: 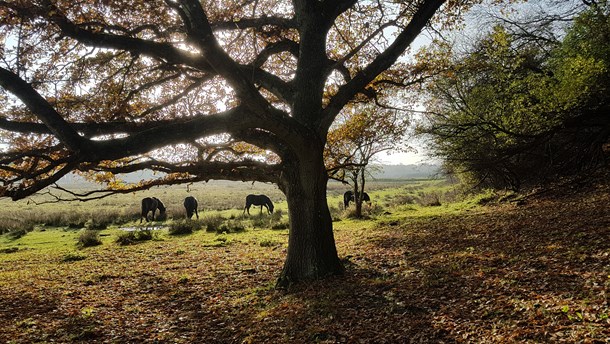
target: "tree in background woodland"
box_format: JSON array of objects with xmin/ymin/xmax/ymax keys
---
[
  {"xmin": 419, "ymin": 0, "xmax": 610, "ymax": 190},
  {"xmin": 326, "ymin": 103, "xmax": 410, "ymax": 217}
]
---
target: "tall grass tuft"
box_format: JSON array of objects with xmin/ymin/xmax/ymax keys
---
[{"xmin": 0, "ymin": 217, "xmax": 35, "ymax": 236}]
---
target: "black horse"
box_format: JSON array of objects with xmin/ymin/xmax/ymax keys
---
[
  {"xmin": 244, "ymin": 194, "xmax": 274, "ymax": 215},
  {"xmin": 343, "ymin": 190, "xmax": 371, "ymax": 208},
  {"xmin": 140, "ymin": 197, "xmax": 166, "ymax": 223},
  {"xmin": 184, "ymin": 196, "xmax": 199, "ymax": 219}
]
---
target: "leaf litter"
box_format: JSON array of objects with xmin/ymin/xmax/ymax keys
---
[{"xmin": 0, "ymin": 173, "xmax": 608, "ymax": 343}]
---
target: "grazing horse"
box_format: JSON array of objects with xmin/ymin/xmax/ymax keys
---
[
  {"xmin": 343, "ymin": 190, "xmax": 371, "ymax": 208},
  {"xmin": 183, "ymin": 196, "xmax": 199, "ymax": 219},
  {"xmin": 140, "ymin": 197, "xmax": 166, "ymax": 223},
  {"xmin": 243, "ymin": 194, "xmax": 274, "ymax": 215}
]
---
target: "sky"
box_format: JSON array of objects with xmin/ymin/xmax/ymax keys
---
[{"xmin": 378, "ymin": 150, "xmax": 433, "ymax": 165}]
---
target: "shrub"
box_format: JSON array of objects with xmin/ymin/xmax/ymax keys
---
[
  {"xmin": 250, "ymin": 214, "xmax": 269, "ymax": 229},
  {"xmin": 168, "ymin": 220, "xmax": 198, "ymax": 235},
  {"xmin": 271, "ymin": 222, "xmax": 289, "ymax": 230},
  {"xmin": 388, "ymin": 194, "xmax": 417, "ymax": 207},
  {"xmin": 249, "ymin": 209, "xmax": 285, "ymax": 229},
  {"xmin": 202, "ymin": 215, "xmax": 224, "ymax": 233},
  {"xmin": 329, "ymin": 204, "xmax": 343, "ymax": 222},
  {"xmin": 85, "ymin": 219, "xmax": 110, "ymax": 230},
  {"xmin": 78, "ymin": 230, "xmax": 103, "ymax": 248},
  {"xmin": 343, "ymin": 207, "xmax": 369, "ymax": 219},
  {"xmin": 62, "ymin": 252, "xmax": 87, "ymax": 262},
  {"xmin": 259, "ymin": 239, "xmax": 279, "ymax": 247},
  {"xmin": 269, "ymin": 209, "xmax": 284, "ymax": 222},
  {"xmin": 1, "ymin": 247, "xmax": 19, "ymax": 254},
  {"xmin": 7, "ymin": 228, "xmax": 29, "ymax": 240},
  {"xmin": 115, "ymin": 229, "xmax": 156, "ymax": 245},
  {"xmin": 417, "ymin": 191, "xmax": 442, "ymax": 207},
  {"xmin": 225, "ymin": 220, "xmax": 246, "ymax": 233}
]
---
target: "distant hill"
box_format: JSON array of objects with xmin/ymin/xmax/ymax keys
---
[
  {"xmin": 371, "ymin": 164, "xmax": 442, "ymax": 179},
  {"xmin": 57, "ymin": 164, "xmax": 442, "ymax": 187}
]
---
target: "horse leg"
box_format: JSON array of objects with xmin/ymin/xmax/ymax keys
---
[{"xmin": 195, "ymin": 209, "xmax": 199, "ymax": 219}]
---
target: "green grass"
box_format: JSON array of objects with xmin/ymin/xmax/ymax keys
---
[
  {"xmin": 0, "ymin": 178, "xmax": 472, "ymax": 281},
  {"xmin": 0, "ymin": 178, "xmax": 484, "ymax": 284}
]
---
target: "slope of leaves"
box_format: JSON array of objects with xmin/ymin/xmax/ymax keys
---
[{"xmin": 0, "ymin": 175, "xmax": 608, "ymax": 343}]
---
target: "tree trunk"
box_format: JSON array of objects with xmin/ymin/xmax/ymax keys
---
[
  {"xmin": 353, "ymin": 177, "xmax": 362, "ymax": 218},
  {"xmin": 276, "ymin": 152, "xmax": 344, "ymax": 289},
  {"xmin": 357, "ymin": 168, "xmax": 367, "ymax": 217}
]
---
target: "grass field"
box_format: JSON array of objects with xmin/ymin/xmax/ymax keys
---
[{"xmin": 0, "ymin": 177, "xmax": 608, "ymax": 343}]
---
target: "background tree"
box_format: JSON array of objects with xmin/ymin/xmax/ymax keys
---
[
  {"xmin": 326, "ymin": 103, "xmax": 410, "ymax": 217},
  {"xmin": 0, "ymin": 0, "xmax": 480, "ymax": 287},
  {"xmin": 418, "ymin": 0, "xmax": 610, "ymax": 190}
]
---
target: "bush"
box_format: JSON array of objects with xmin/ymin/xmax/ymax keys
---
[
  {"xmin": 419, "ymin": 193, "xmax": 442, "ymax": 207},
  {"xmin": 271, "ymin": 222, "xmax": 289, "ymax": 230},
  {"xmin": 62, "ymin": 252, "xmax": 87, "ymax": 262},
  {"xmin": 329, "ymin": 204, "xmax": 343, "ymax": 222},
  {"xmin": 259, "ymin": 239, "xmax": 279, "ymax": 247},
  {"xmin": 115, "ymin": 230, "xmax": 156, "ymax": 245},
  {"xmin": 226, "ymin": 220, "xmax": 246, "ymax": 233},
  {"xmin": 202, "ymin": 215, "xmax": 225, "ymax": 233},
  {"xmin": 85, "ymin": 218, "xmax": 110, "ymax": 230},
  {"xmin": 78, "ymin": 230, "xmax": 102, "ymax": 248},
  {"xmin": 389, "ymin": 194, "xmax": 417, "ymax": 206},
  {"xmin": 7, "ymin": 228, "xmax": 30, "ymax": 240},
  {"xmin": 168, "ymin": 220, "xmax": 199, "ymax": 235},
  {"xmin": 249, "ymin": 209, "xmax": 285, "ymax": 229}
]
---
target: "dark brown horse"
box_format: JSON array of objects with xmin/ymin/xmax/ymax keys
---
[
  {"xmin": 183, "ymin": 196, "xmax": 199, "ymax": 219},
  {"xmin": 343, "ymin": 191, "xmax": 370, "ymax": 208},
  {"xmin": 140, "ymin": 197, "xmax": 166, "ymax": 223},
  {"xmin": 243, "ymin": 194, "xmax": 274, "ymax": 215}
]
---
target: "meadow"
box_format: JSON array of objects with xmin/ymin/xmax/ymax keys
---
[{"xmin": 0, "ymin": 177, "xmax": 607, "ymax": 343}]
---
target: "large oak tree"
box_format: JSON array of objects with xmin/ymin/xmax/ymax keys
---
[{"xmin": 1, "ymin": 0, "xmax": 476, "ymax": 287}]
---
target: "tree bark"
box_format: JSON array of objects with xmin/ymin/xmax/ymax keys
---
[
  {"xmin": 353, "ymin": 175, "xmax": 362, "ymax": 218},
  {"xmin": 349, "ymin": 169, "xmax": 365, "ymax": 218},
  {"xmin": 276, "ymin": 150, "xmax": 344, "ymax": 288}
]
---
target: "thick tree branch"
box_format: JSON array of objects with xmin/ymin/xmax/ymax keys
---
[
  {"xmin": 175, "ymin": 0, "xmax": 277, "ymax": 117},
  {"xmin": 45, "ymin": 159, "xmax": 282, "ymax": 202},
  {"xmin": 0, "ymin": 67, "xmax": 90, "ymax": 153},
  {"xmin": 1, "ymin": 159, "xmax": 80, "ymax": 200},
  {"xmin": 212, "ymin": 16, "xmax": 297, "ymax": 31},
  {"xmin": 321, "ymin": 0, "xmax": 446, "ymax": 131},
  {"xmin": 252, "ymin": 40, "xmax": 299, "ymax": 67},
  {"xmin": 36, "ymin": 1, "xmax": 213, "ymax": 71}
]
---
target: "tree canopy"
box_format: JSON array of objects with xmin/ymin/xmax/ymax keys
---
[{"xmin": 0, "ymin": 0, "xmax": 460, "ymax": 199}]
